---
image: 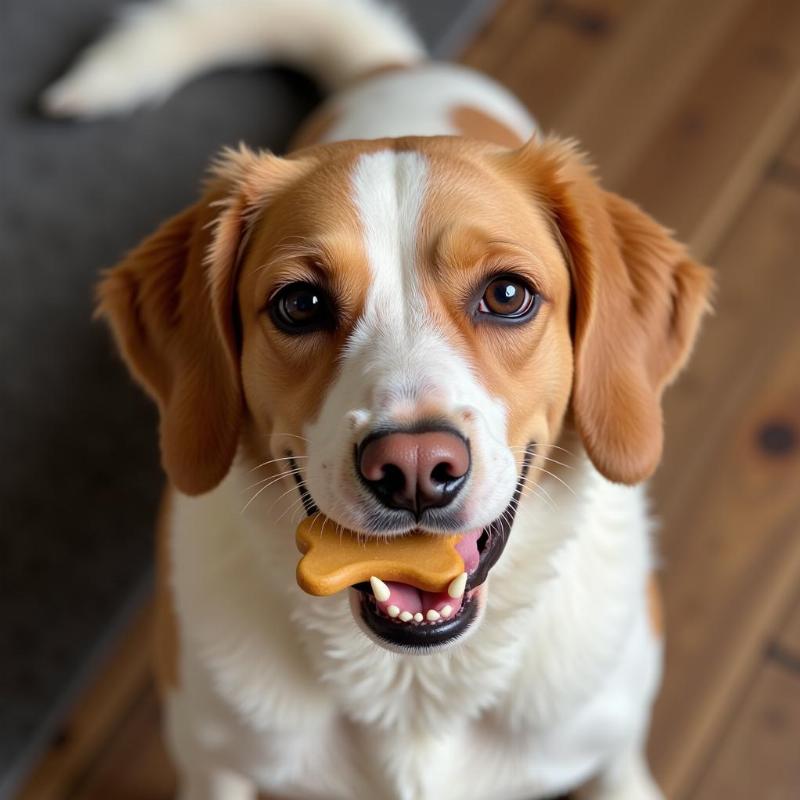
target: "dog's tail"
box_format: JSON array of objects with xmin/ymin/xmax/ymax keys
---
[{"xmin": 41, "ymin": 0, "xmax": 425, "ymax": 118}]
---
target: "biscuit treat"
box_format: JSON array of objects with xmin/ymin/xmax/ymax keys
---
[{"xmin": 295, "ymin": 513, "xmax": 465, "ymax": 597}]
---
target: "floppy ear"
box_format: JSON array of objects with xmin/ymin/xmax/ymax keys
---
[
  {"xmin": 96, "ymin": 146, "xmax": 308, "ymax": 495},
  {"xmin": 510, "ymin": 139, "xmax": 713, "ymax": 484}
]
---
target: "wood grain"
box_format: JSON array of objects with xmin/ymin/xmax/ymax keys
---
[
  {"xmin": 776, "ymin": 594, "xmax": 800, "ymax": 658},
  {"xmin": 616, "ymin": 0, "xmax": 800, "ymax": 252},
  {"xmin": 462, "ymin": 0, "xmax": 638, "ymax": 132},
  {"xmin": 689, "ymin": 662, "xmax": 800, "ymax": 799},
  {"xmin": 778, "ymin": 121, "xmax": 800, "ymax": 174},
  {"xmin": 650, "ymin": 315, "xmax": 800, "ymax": 797},
  {"xmin": 16, "ymin": 604, "xmax": 156, "ymax": 800},
  {"xmin": 69, "ymin": 686, "xmax": 173, "ymax": 800},
  {"xmin": 550, "ymin": 0, "xmax": 753, "ymax": 184}
]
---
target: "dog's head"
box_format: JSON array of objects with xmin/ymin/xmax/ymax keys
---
[{"xmin": 98, "ymin": 136, "xmax": 711, "ymax": 651}]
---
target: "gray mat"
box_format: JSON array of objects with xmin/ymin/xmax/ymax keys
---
[{"xmin": 0, "ymin": 0, "xmax": 498, "ymax": 795}]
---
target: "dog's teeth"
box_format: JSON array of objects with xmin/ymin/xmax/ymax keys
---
[
  {"xmin": 441, "ymin": 605, "xmax": 453, "ymax": 618},
  {"xmin": 387, "ymin": 605, "xmax": 400, "ymax": 618},
  {"xmin": 370, "ymin": 576, "xmax": 391, "ymax": 602},
  {"xmin": 399, "ymin": 611, "xmax": 413, "ymax": 622},
  {"xmin": 413, "ymin": 612, "xmax": 424, "ymax": 623},
  {"xmin": 447, "ymin": 572, "xmax": 467, "ymax": 599},
  {"xmin": 426, "ymin": 609, "xmax": 440, "ymax": 621}
]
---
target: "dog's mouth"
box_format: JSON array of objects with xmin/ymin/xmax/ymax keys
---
[{"xmin": 292, "ymin": 448, "xmax": 531, "ymax": 651}]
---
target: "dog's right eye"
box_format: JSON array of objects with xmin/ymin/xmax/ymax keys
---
[{"xmin": 268, "ymin": 282, "xmax": 335, "ymax": 334}]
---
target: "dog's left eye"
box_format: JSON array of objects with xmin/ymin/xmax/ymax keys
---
[
  {"xmin": 477, "ymin": 276, "xmax": 539, "ymax": 320},
  {"xmin": 268, "ymin": 282, "xmax": 335, "ymax": 334}
]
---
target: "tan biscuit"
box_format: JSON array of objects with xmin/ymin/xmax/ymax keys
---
[{"xmin": 296, "ymin": 513, "xmax": 465, "ymax": 596}]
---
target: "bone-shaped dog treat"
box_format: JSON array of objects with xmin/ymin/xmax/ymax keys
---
[{"xmin": 295, "ymin": 513, "xmax": 464, "ymax": 596}]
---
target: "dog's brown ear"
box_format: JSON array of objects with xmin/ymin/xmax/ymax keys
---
[
  {"xmin": 96, "ymin": 146, "xmax": 308, "ymax": 495},
  {"xmin": 508, "ymin": 139, "xmax": 713, "ymax": 484}
]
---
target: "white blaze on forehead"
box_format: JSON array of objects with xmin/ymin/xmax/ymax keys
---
[
  {"xmin": 351, "ymin": 149, "xmax": 428, "ymax": 333},
  {"xmin": 305, "ymin": 148, "xmax": 516, "ymax": 532}
]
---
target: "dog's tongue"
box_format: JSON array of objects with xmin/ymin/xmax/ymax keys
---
[
  {"xmin": 295, "ymin": 514, "xmax": 477, "ymax": 598},
  {"xmin": 455, "ymin": 528, "xmax": 482, "ymax": 573}
]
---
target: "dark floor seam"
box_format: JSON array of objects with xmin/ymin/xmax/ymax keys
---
[{"xmin": 765, "ymin": 641, "xmax": 800, "ymax": 675}]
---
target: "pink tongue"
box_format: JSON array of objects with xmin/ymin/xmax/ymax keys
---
[
  {"xmin": 455, "ymin": 528, "xmax": 482, "ymax": 573},
  {"xmin": 380, "ymin": 584, "xmax": 464, "ymax": 617},
  {"xmin": 376, "ymin": 530, "xmax": 482, "ymax": 619}
]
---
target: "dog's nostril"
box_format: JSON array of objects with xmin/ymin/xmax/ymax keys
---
[
  {"xmin": 430, "ymin": 460, "xmax": 461, "ymax": 485},
  {"xmin": 379, "ymin": 463, "xmax": 407, "ymax": 493}
]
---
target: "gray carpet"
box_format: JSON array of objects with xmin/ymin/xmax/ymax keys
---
[{"xmin": 0, "ymin": 0, "xmax": 498, "ymax": 795}]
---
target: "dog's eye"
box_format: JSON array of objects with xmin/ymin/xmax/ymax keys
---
[
  {"xmin": 477, "ymin": 276, "xmax": 538, "ymax": 320},
  {"xmin": 269, "ymin": 282, "xmax": 334, "ymax": 333}
]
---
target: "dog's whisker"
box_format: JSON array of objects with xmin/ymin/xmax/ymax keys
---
[
  {"xmin": 519, "ymin": 480, "xmax": 558, "ymax": 511},
  {"xmin": 241, "ymin": 469, "xmax": 305, "ymax": 513},
  {"xmin": 270, "ymin": 483, "xmax": 309, "ymax": 519},
  {"xmin": 529, "ymin": 464, "xmax": 575, "ymax": 496},
  {"xmin": 250, "ymin": 455, "xmax": 308, "ymax": 472},
  {"xmin": 539, "ymin": 442, "xmax": 576, "ymax": 457},
  {"xmin": 533, "ymin": 455, "xmax": 573, "ymax": 469},
  {"xmin": 275, "ymin": 493, "xmax": 309, "ymax": 526},
  {"xmin": 269, "ymin": 432, "xmax": 310, "ymax": 443},
  {"xmin": 242, "ymin": 467, "xmax": 303, "ymax": 493},
  {"xmin": 509, "ymin": 448, "xmax": 574, "ymax": 470}
]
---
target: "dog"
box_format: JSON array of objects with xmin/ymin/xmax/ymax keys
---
[{"xmin": 43, "ymin": 1, "xmax": 713, "ymax": 798}]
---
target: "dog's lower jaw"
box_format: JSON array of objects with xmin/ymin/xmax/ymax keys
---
[{"xmin": 350, "ymin": 583, "xmax": 487, "ymax": 653}]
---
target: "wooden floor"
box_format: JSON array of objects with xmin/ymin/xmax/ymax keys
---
[{"xmin": 17, "ymin": 0, "xmax": 800, "ymax": 797}]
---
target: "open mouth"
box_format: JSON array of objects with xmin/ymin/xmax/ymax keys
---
[{"xmin": 293, "ymin": 448, "xmax": 532, "ymax": 650}]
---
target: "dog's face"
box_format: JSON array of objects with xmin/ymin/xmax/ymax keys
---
[{"xmin": 98, "ymin": 136, "xmax": 711, "ymax": 651}]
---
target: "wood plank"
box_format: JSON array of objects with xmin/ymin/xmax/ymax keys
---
[
  {"xmin": 69, "ymin": 684, "xmax": 174, "ymax": 800},
  {"xmin": 460, "ymin": 0, "xmax": 551, "ymax": 78},
  {"xmin": 776, "ymin": 592, "xmax": 800, "ymax": 657},
  {"xmin": 653, "ymin": 176, "xmax": 800, "ymax": 524},
  {"xmin": 462, "ymin": 0, "xmax": 640, "ymax": 131},
  {"xmin": 689, "ymin": 662, "xmax": 800, "ymax": 800},
  {"xmin": 777, "ymin": 122, "xmax": 800, "ymax": 175},
  {"xmin": 648, "ymin": 140, "xmax": 800, "ymax": 796},
  {"xmin": 15, "ymin": 604, "xmax": 155, "ymax": 800},
  {"xmin": 649, "ymin": 312, "xmax": 800, "ymax": 797},
  {"xmin": 551, "ymin": 0, "xmax": 753, "ymax": 182},
  {"xmin": 616, "ymin": 0, "xmax": 800, "ymax": 255}
]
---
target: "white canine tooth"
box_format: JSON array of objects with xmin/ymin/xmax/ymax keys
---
[
  {"xmin": 413, "ymin": 612, "xmax": 424, "ymax": 623},
  {"xmin": 447, "ymin": 572, "xmax": 467, "ymax": 599},
  {"xmin": 441, "ymin": 605, "xmax": 453, "ymax": 618},
  {"xmin": 387, "ymin": 605, "xmax": 400, "ymax": 618},
  {"xmin": 426, "ymin": 609, "xmax": 440, "ymax": 621},
  {"xmin": 370, "ymin": 576, "xmax": 391, "ymax": 602},
  {"xmin": 399, "ymin": 611, "xmax": 413, "ymax": 622}
]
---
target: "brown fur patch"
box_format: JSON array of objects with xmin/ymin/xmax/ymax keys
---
[
  {"xmin": 153, "ymin": 490, "xmax": 179, "ymax": 693},
  {"xmin": 647, "ymin": 573, "xmax": 665, "ymax": 639},
  {"xmin": 95, "ymin": 149, "xmax": 312, "ymax": 495},
  {"xmin": 449, "ymin": 105, "xmax": 526, "ymax": 148},
  {"xmin": 494, "ymin": 138, "xmax": 713, "ymax": 484},
  {"xmin": 417, "ymin": 147, "xmax": 574, "ymax": 465},
  {"xmin": 235, "ymin": 143, "xmax": 374, "ymax": 464}
]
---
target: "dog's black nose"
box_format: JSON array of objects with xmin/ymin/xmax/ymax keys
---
[{"xmin": 357, "ymin": 428, "xmax": 470, "ymax": 515}]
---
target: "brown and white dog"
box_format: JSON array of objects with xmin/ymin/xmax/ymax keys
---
[{"xmin": 44, "ymin": 1, "xmax": 712, "ymax": 798}]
